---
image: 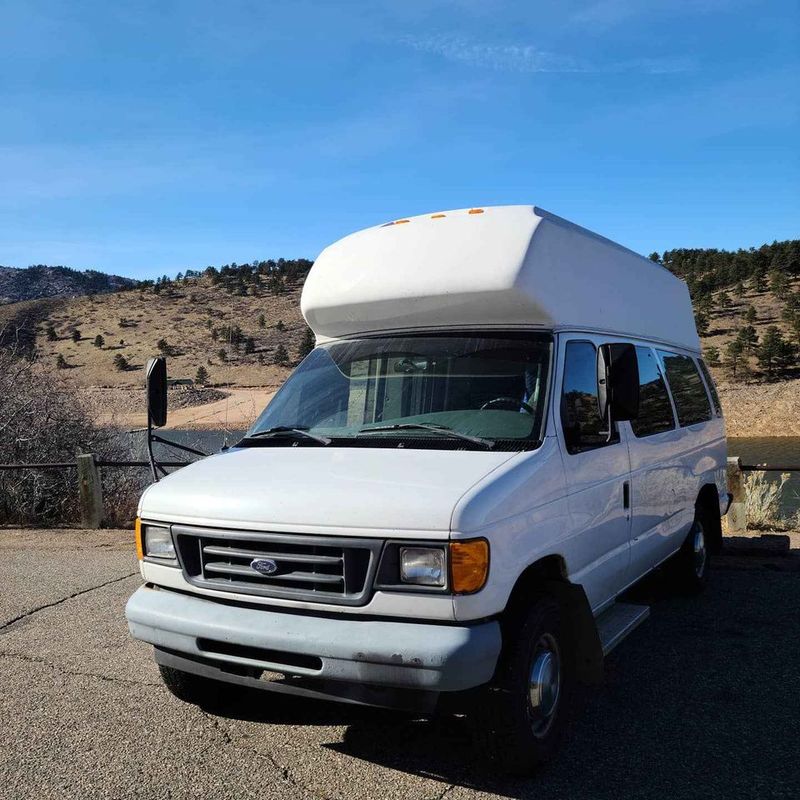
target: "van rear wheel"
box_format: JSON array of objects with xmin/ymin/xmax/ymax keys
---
[
  {"xmin": 471, "ymin": 597, "xmax": 571, "ymax": 775},
  {"xmin": 671, "ymin": 510, "xmax": 710, "ymax": 593}
]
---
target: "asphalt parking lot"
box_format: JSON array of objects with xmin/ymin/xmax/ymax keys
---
[{"xmin": 1, "ymin": 529, "xmax": 798, "ymax": 800}]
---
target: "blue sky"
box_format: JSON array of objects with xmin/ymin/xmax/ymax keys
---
[{"xmin": 2, "ymin": 0, "xmax": 798, "ymax": 279}]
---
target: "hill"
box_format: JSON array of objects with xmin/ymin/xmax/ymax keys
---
[
  {"xmin": 0, "ymin": 265, "xmax": 138, "ymax": 304},
  {"xmin": 0, "ymin": 246, "xmax": 798, "ymax": 435}
]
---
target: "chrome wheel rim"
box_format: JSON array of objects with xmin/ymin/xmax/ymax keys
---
[
  {"xmin": 693, "ymin": 522, "xmax": 707, "ymax": 578},
  {"xmin": 528, "ymin": 633, "xmax": 561, "ymax": 738}
]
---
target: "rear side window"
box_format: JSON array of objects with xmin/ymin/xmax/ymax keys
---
[
  {"xmin": 560, "ymin": 341, "xmax": 619, "ymax": 454},
  {"xmin": 658, "ymin": 351, "xmax": 712, "ymax": 427},
  {"xmin": 631, "ymin": 347, "xmax": 675, "ymax": 437},
  {"xmin": 697, "ymin": 358, "xmax": 722, "ymax": 416}
]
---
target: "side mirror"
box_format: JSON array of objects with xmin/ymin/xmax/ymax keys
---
[
  {"xmin": 146, "ymin": 357, "xmax": 168, "ymax": 428},
  {"xmin": 597, "ymin": 343, "xmax": 639, "ymax": 423}
]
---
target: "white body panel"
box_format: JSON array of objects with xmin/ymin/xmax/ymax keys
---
[{"xmin": 302, "ymin": 206, "xmax": 699, "ymax": 352}]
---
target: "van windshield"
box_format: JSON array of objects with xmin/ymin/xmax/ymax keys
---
[{"xmin": 245, "ymin": 333, "xmax": 553, "ymax": 450}]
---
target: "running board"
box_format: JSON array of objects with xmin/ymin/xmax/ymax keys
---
[{"xmin": 596, "ymin": 602, "xmax": 650, "ymax": 655}]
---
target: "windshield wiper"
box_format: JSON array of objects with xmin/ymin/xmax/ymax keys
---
[
  {"xmin": 357, "ymin": 423, "xmax": 493, "ymax": 449},
  {"xmin": 239, "ymin": 426, "xmax": 331, "ymax": 446}
]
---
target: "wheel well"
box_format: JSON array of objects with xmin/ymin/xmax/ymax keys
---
[
  {"xmin": 499, "ymin": 555, "xmax": 603, "ymax": 684},
  {"xmin": 503, "ymin": 555, "xmax": 567, "ymax": 615},
  {"xmin": 697, "ymin": 483, "xmax": 723, "ymax": 553}
]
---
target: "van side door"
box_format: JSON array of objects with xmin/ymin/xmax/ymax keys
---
[
  {"xmin": 624, "ymin": 345, "xmax": 683, "ymax": 583},
  {"xmin": 556, "ymin": 337, "xmax": 632, "ymax": 611}
]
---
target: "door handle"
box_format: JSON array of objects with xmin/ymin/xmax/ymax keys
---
[{"xmin": 623, "ymin": 481, "xmax": 630, "ymax": 509}]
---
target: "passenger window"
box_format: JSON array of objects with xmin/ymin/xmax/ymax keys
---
[
  {"xmin": 631, "ymin": 347, "xmax": 675, "ymax": 437},
  {"xmin": 658, "ymin": 351, "xmax": 712, "ymax": 427},
  {"xmin": 697, "ymin": 358, "xmax": 723, "ymax": 416},
  {"xmin": 560, "ymin": 341, "xmax": 619, "ymax": 454}
]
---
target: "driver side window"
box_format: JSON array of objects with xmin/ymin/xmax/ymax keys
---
[{"xmin": 560, "ymin": 341, "xmax": 619, "ymax": 454}]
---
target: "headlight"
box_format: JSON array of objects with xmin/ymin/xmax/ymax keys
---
[
  {"xmin": 143, "ymin": 525, "xmax": 176, "ymax": 560},
  {"xmin": 400, "ymin": 547, "xmax": 446, "ymax": 587}
]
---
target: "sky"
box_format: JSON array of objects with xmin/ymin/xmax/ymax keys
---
[{"xmin": 1, "ymin": 0, "xmax": 798, "ymax": 279}]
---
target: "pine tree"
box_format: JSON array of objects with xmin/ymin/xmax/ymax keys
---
[
  {"xmin": 275, "ymin": 320, "xmax": 286, "ymax": 332},
  {"xmin": 704, "ymin": 346, "xmax": 720, "ymax": 367},
  {"xmin": 56, "ymin": 354, "xmax": 68, "ymax": 369},
  {"xmin": 71, "ymin": 329, "xmax": 81, "ymax": 343},
  {"xmin": 298, "ymin": 328, "xmax": 315, "ymax": 360},
  {"xmin": 757, "ymin": 326, "xmax": 796, "ymax": 377},
  {"xmin": 195, "ymin": 366, "xmax": 209, "ymax": 385},
  {"xmin": 46, "ymin": 325, "xmax": 57, "ymax": 341},
  {"xmin": 93, "ymin": 334, "xmax": 105, "ymax": 348},
  {"xmin": 725, "ymin": 339, "xmax": 745, "ymax": 378},
  {"xmin": 273, "ymin": 344, "xmax": 289, "ymax": 366},
  {"xmin": 694, "ymin": 312, "xmax": 709, "ymax": 336},
  {"xmin": 113, "ymin": 353, "xmax": 129, "ymax": 371}
]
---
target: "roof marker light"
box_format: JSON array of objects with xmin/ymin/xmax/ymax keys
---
[
  {"xmin": 468, "ymin": 208, "xmax": 484, "ymax": 215},
  {"xmin": 394, "ymin": 219, "xmax": 410, "ymax": 224},
  {"xmin": 431, "ymin": 213, "xmax": 446, "ymax": 219}
]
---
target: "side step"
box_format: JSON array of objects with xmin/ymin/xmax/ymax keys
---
[{"xmin": 596, "ymin": 602, "xmax": 650, "ymax": 655}]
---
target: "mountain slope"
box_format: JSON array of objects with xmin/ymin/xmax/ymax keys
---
[{"xmin": 0, "ymin": 265, "xmax": 138, "ymax": 304}]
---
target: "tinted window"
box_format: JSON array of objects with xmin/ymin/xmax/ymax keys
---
[
  {"xmin": 561, "ymin": 341, "xmax": 618, "ymax": 454},
  {"xmin": 631, "ymin": 347, "xmax": 675, "ymax": 437},
  {"xmin": 697, "ymin": 359, "xmax": 722, "ymax": 416},
  {"xmin": 658, "ymin": 351, "xmax": 712, "ymax": 427}
]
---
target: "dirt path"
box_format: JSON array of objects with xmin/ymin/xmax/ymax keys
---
[{"xmin": 100, "ymin": 387, "xmax": 276, "ymax": 430}]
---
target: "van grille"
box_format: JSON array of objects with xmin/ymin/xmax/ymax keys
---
[{"xmin": 172, "ymin": 525, "xmax": 382, "ymax": 606}]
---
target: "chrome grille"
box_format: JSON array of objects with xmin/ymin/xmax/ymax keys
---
[{"xmin": 173, "ymin": 525, "xmax": 382, "ymax": 606}]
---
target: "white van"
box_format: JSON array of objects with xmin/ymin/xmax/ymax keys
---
[{"xmin": 126, "ymin": 206, "xmax": 729, "ymax": 773}]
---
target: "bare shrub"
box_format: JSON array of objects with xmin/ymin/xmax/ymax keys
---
[
  {"xmin": 0, "ymin": 346, "xmax": 147, "ymax": 527},
  {"xmin": 744, "ymin": 470, "xmax": 792, "ymax": 530}
]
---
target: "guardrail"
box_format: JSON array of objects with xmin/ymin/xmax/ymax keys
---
[
  {"xmin": 0, "ymin": 454, "xmax": 191, "ymax": 529},
  {"xmin": 1, "ymin": 453, "xmax": 797, "ymax": 531}
]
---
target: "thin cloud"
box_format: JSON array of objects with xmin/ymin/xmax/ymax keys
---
[
  {"xmin": 398, "ymin": 33, "xmax": 694, "ymax": 74},
  {"xmin": 399, "ymin": 34, "xmax": 584, "ymax": 73}
]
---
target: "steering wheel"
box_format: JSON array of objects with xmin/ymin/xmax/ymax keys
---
[{"xmin": 480, "ymin": 397, "xmax": 534, "ymax": 415}]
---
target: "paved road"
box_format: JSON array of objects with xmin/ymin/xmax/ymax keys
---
[{"xmin": 1, "ymin": 529, "xmax": 798, "ymax": 800}]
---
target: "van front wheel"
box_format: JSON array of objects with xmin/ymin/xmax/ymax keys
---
[
  {"xmin": 158, "ymin": 664, "xmax": 240, "ymax": 707},
  {"xmin": 471, "ymin": 597, "xmax": 571, "ymax": 775}
]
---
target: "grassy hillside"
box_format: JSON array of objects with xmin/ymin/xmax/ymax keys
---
[
  {"xmin": 1, "ymin": 243, "xmax": 798, "ymax": 435},
  {"xmin": 0, "ymin": 273, "xmax": 309, "ymax": 391}
]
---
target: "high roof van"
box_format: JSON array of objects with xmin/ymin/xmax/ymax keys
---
[{"xmin": 126, "ymin": 206, "xmax": 729, "ymax": 773}]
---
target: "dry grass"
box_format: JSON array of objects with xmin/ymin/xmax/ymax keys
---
[
  {"xmin": 743, "ymin": 471, "xmax": 799, "ymax": 530},
  {"xmin": 0, "ymin": 275, "xmax": 308, "ymax": 389}
]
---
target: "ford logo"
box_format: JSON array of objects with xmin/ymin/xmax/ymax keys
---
[{"xmin": 250, "ymin": 558, "xmax": 279, "ymax": 576}]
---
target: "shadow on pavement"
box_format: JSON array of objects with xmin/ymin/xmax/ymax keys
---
[{"xmin": 205, "ymin": 564, "xmax": 800, "ymax": 799}]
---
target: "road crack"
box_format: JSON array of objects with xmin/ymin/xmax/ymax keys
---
[
  {"xmin": 199, "ymin": 709, "xmax": 332, "ymax": 800},
  {"xmin": 0, "ymin": 571, "xmax": 138, "ymax": 634},
  {"xmin": 0, "ymin": 650, "xmax": 161, "ymax": 687}
]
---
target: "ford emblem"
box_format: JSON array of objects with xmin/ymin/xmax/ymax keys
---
[{"xmin": 250, "ymin": 558, "xmax": 278, "ymax": 575}]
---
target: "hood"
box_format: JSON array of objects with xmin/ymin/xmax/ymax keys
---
[{"xmin": 139, "ymin": 446, "xmax": 518, "ymax": 536}]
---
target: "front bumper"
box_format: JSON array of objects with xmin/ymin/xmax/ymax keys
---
[{"xmin": 125, "ymin": 585, "xmax": 501, "ymax": 697}]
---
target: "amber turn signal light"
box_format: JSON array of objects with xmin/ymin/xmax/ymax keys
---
[
  {"xmin": 449, "ymin": 539, "xmax": 489, "ymax": 594},
  {"xmin": 135, "ymin": 518, "xmax": 144, "ymax": 560}
]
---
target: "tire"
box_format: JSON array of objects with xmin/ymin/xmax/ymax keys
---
[
  {"xmin": 471, "ymin": 597, "xmax": 571, "ymax": 775},
  {"xmin": 671, "ymin": 507, "xmax": 711, "ymax": 594},
  {"xmin": 158, "ymin": 664, "xmax": 241, "ymax": 707}
]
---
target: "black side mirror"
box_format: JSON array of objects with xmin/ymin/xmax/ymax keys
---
[
  {"xmin": 597, "ymin": 343, "xmax": 639, "ymax": 423},
  {"xmin": 146, "ymin": 357, "xmax": 168, "ymax": 428}
]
